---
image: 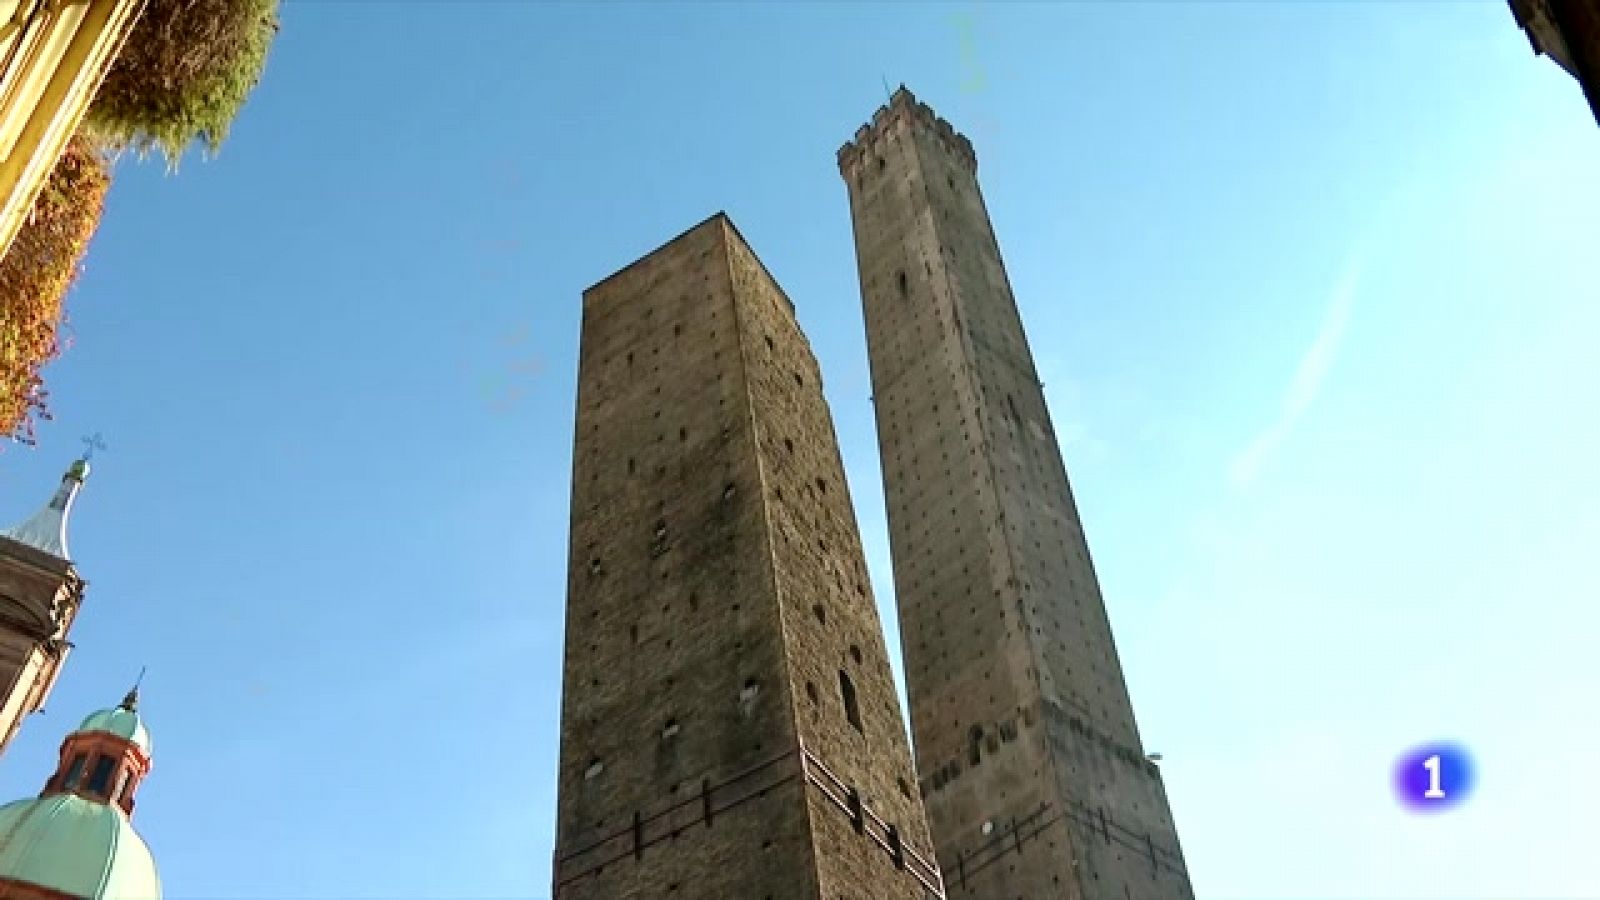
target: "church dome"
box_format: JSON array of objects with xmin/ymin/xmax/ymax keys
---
[
  {"xmin": 76, "ymin": 705, "xmax": 150, "ymax": 755},
  {"xmin": 0, "ymin": 793, "xmax": 160, "ymax": 898},
  {"xmin": 0, "ymin": 687, "xmax": 160, "ymax": 898}
]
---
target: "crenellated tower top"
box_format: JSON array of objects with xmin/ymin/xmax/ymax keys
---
[{"xmin": 837, "ymin": 85, "xmax": 977, "ymax": 179}]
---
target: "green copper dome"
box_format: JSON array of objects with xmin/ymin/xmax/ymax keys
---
[
  {"xmin": 0, "ymin": 793, "xmax": 160, "ymax": 898},
  {"xmin": 76, "ymin": 705, "xmax": 150, "ymax": 755}
]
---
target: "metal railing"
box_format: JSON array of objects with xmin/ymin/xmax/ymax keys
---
[
  {"xmin": 948, "ymin": 795, "xmax": 1187, "ymax": 890},
  {"xmin": 799, "ymin": 739, "xmax": 946, "ymax": 899},
  {"xmin": 553, "ymin": 740, "xmax": 947, "ymax": 899},
  {"xmin": 553, "ymin": 748, "xmax": 801, "ymax": 891}
]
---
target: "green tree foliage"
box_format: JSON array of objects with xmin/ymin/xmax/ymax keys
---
[
  {"xmin": 86, "ymin": 0, "xmax": 280, "ymax": 164},
  {"xmin": 1, "ymin": 0, "xmax": 282, "ymax": 442}
]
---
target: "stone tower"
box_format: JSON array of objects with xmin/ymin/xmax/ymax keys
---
[
  {"xmin": 0, "ymin": 459, "xmax": 91, "ymax": 758},
  {"xmin": 552, "ymin": 213, "xmax": 944, "ymax": 900},
  {"xmin": 838, "ymin": 88, "xmax": 1193, "ymax": 899}
]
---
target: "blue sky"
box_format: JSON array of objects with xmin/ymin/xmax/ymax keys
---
[{"xmin": 1, "ymin": 2, "xmax": 1597, "ymax": 897}]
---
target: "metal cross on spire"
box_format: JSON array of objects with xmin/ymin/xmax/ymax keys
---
[{"xmin": 79, "ymin": 432, "xmax": 106, "ymax": 461}]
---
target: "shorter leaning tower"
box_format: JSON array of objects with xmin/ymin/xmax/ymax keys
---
[{"xmin": 551, "ymin": 213, "xmax": 943, "ymax": 900}]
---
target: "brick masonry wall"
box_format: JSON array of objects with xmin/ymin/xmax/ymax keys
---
[
  {"xmin": 840, "ymin": 90, "xmax": 1193, "ymax": 900},
  {"xmin": 722, "ymin": 228, "xmax": 938, "ymax": 900},
  {"xmin": 555, "ymin": 215, "xmax": 941, "ymax": 900}
]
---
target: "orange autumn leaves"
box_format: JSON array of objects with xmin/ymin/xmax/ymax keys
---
[
  {"xmin": 1, "ymin": 0, "xmax": 281, "ymax": 444},
  {"xmin": 0, "ymin": 138, "xmax": 111, "ymax": 445}
]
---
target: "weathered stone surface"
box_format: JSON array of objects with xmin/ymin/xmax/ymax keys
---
[
  {"xmin": 840, "ymin": 88, "xmax": 1194, "ymax": 900},
  {"xmin": 0, "ymin": 536, "xmax": 82, "ymax": 759},
  {"xmin": 554, "ymin": 214, "xmax": 942, "ymax": 900}
]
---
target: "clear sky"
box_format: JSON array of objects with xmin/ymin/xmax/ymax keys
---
[{"xmin": 1, "ymin": 2, "xmax": 1596, "ymax": 897}]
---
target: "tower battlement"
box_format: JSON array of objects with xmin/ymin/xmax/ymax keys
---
[{"xmin": 837, "ymin": 86, "xmax": 976, "ymax": 177}]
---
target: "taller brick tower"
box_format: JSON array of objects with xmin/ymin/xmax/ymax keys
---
[
  {"xmin": 552, "ymin": 213, "xmax": 944, "ymax": 900},
  {"xmin": 838, "ymin": 88, "xmax": 1193, "ymax": 899}
]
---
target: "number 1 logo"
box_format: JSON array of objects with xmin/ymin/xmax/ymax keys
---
[
  {"xmin": 1394, "ymin": 742, "xmax": 1474, "ymax": 812},
  {"xmin": 1422, "ymin": 754, "xmax": 1445, "ymax": 799}
]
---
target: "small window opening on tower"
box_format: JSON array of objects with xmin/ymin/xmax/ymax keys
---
[
  {"xmin": 969, "ymin": 726, "xmax": 985, "ymax": 767},
  {"xmin": 877, "ymin": 156, "xmax": 886, "ymax": 171},
  {"xmin": 61, "ymin": 753, "xmax": 86, "ymax": 790},
  {"xmin": 86, "ymin": 756, "xmax": 115, "ymax": 796},
  {"xmin": 812, "ymin": 603, "xmax": 826, "ymax": 625},
  {"xmin": 585, "ymin": 758, "xmax": 604, "ymax": 780},
  {"xmin": 765, "ymin": 335, "xmax": 774, "ymax": 351},
  {"xmin": 815, "ymin": 477, "xmax": 827, "ymax": 495},
  {"xmin": 737, "ymin": 679, "xmax": 761, "ymax": 719},
  {"xmin": 806, "ymin": 681, "xmax": 819, "ymax": 704},
  {"xmin": 662, "ymin": 718, "xmax": 680, "ymax": 739},
  {"xmin": 839, "ymin": 670, "xmax": 863, "ymax": 732},
  {"xmin": 897, "ymin": 271, "xmax": 908, "ymax": 296},
  {"xmin": 849, "ymin": 644, "xmax": 863, "ymax": 665}
]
